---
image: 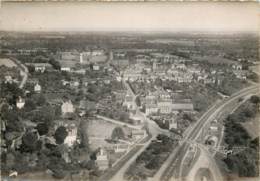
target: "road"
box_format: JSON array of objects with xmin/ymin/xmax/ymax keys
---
[
  {"xmin": 96, "ymin": 115, "xmax": 143, "ymax": 130},
  {"xmin": 158, "ymin": 85, "xmax": 259, "ymax": 181},
  {"xmin": 10, "ymin": 58, "xmax": 28, "ymax": 89},
  {"xmin": 109, "ymin": 80, "xmax": 168, "ymax": 181}
]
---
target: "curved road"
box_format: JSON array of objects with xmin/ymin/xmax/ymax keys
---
[{"xmin": 157, "ymin": 85, "xmax": 260, "ymax": 181}]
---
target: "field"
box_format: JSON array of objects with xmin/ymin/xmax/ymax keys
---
[
  {"xmin": 87, "ymin": 118, "xmax": 132, "ymax": 150},
  {"xmin": 191, "ymin": 55, "xmax": 236, "ymax": 65},
  {"xmin": 0, "ymin": 58, "xmax": 17, "ymax": 67},
  {"xmin": 146, "ymin": 39, "xmax": 195, "ymax": 46},
  {"xmin": 250, "ymin": 65, "xmax": 260, "ymax": 75}
]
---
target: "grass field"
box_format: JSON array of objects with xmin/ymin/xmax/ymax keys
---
[
  {"xmin": 0, "ymin": 58, "xmax": 17, "ymax": 67},
  {"xmin": 87, "ymin": 118, "xmax": 132, "ymax": 150}
]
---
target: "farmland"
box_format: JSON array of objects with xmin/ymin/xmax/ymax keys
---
[{"xmin": 0, "ymin": 58, "xmax": 17, "ymax": 67}]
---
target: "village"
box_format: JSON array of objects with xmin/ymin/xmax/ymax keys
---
[{"xmin": 0, "ymin": 32, "xmax": 259, "ymax": 181}]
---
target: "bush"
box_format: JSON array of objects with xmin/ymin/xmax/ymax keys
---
[
  {"xmin": 111, "ymin": 127, "xmax": 125, "ymax": 140},
  {"xmin": 54, "ymin": 126, "xmax": 68, "ymax": 144},
  {"xmin": 36, "ymin": 123, "xmax": 49, "ymax": 136},
  {"xmin": 250, "ymin": 95, "xmax": 260, "ymax": 104},
  {"xmin": 145, "ymin": 157, "xmax": 159, "ymax": 170},
  {"xmin": 21, "ymin": 131, "xmax": 39, "ymax": 152}
]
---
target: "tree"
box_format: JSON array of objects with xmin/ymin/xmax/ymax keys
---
[
  {"xmin": 35, "ymin": 94, "xmax": 46, "ymax": 106},
  {"xmin": 78, "ymin": 120, "xmax": 89, "ymax": 151},
  {"xmin": 145, "ymin": 157, "xmax": 159, "ymax": 170},
  {"xmin": 111, "ymin": 127, "xmax": 125, "ymax": 140},
  {"xmin": 3, "ymin": 109, "xmax": 23, "ymax": 132},
  {"xmin": 54, "ymin": 126, "xmax": 68, "ymax": 144},
  {"xmin": 36, "ymin": 122, "xmax": 49, "ymax": 136},
  {"xmin": 250, "ymin": 95, "xmax": 260, "ymax": 104},
  {"xmin": 49, "ymin": 58, "xmax": 61, "ymax": 70},
  {"xmin": 24, "ymin": 99, "xmax": 36, "ymax": 111},
  {"xmin": 21, "ymin": 131, "xmax": 39, "ymax": 152}
]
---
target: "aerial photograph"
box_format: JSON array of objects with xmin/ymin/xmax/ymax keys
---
[{"xmin": 0, "ymin": 1, "xmax": 259, "ymax": 181}]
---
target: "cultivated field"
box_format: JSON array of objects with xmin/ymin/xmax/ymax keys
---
[{"xmin": 0, "ymin": 58, "xmax": 17, "ymax": 67}]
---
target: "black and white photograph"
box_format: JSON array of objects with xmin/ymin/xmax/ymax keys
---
[{"xmin": 0, "ymin": 1, "xmax": 259, "ymax": 181}]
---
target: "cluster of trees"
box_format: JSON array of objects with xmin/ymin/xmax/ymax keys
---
[
  {"xmin": 217, "ymin": 75, "xmax": 247, "ymax": 96},
  {"xmin": 111, "ymin": 127, "xmax": 125, "ymax": 140},
  {"xmin": 126, "ymin": 134, "xmax": 177, "ymax": 180},
  {"xmin": 0, "ymin": 82, "xmax": 23, "ymax": 105},
  {"xmin": 223, "ymin": 95, "xmax": 259, "ymax": 177},
  {"xmin": 135, "ymin": 135, "xmax": 175, "ymax": 171}
]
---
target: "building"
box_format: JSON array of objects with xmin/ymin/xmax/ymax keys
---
[
  {"xmin": 145, "ymin": 104, "xmax": 158, "ymax": 115},
  {"xmin": 123, "ymin": 93, "xmax": 136, "ymax": 110},
  {"xmin": 63, "ymin": 123, "xmax": 78, "ymax": 147},
  {"xmin": 92, "ymin": 50, "xmax": 104, "ymax": 56},
  {"xmin": 4, "ymin": 76, "xmax": 16, "ymax": 84},
  {"xmin": 34, "ymin": 83, "xmax": 41, "ymax": 93},
  {"xmin": 92, "ymin": 64, "xmax": 100, "ymax": 71},
  {"xmin": 61, "ymin": 100, "xmax": 74, "ymax": 115},
  {"xmin": 60, "ymin": 67, "xmax": 71, "ymax": 72},
  {"xmin": 172, "ymin": 103, "xmax": 194, "ymax": 112},
  {"xmin": 232, "ymin": 63, "xmax": 242, "ymax": 70},
  {"xmin": 79, "ymin": 53, "xmax": 84, "ymax": 64},
  {"xmin": 131, "ymin": 129, "xmax": 147, "ymax": 141},
  {"xmin": 233, "ymin": 70, "xmax": 247, "ymax": 80},
  {"xmin": 25, "ymin": 63, "xmax": 52, "ymax": 73},
  {"xmin": 169, "ymin": 119, "xmax": 178, "ymax": 130},
  {"xmin": 16, "ymin": 96, "xmax": 25, "ymax": 109},
  {"xmin": 158, "ymin": 101, "xmax": 173, "ymax": 114},
  {"xmin": 113, "ymin": 144, "xmax": 129, "ymax": 153},
  {"xmin": 96, "ymin": 148, "xmax": 109, "ymax": 170}
]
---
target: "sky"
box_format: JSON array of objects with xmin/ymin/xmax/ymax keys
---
[{"xmin": 0, "ymin": 2, "xmax": 259, "ymax": 32}]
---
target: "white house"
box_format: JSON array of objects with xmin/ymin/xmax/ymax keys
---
[
  {"xmin": 16, "ymin": 96, "xmax": 25, "ymax": 109},
  {"xmin": 169, "ymin": 119, "xmax": 178, "ymax": 130},
  {"xmin": 34, "ymin": 83, "xmax": 41, "ymax": 93},
  {"xmin": 61, "ymin": 100, "xmax": 74, "ymax": 115},
  {"xmin": 96, "ymin": 148, "xmax": 109, "ymax": 170},
  {"xmin": 61, "ymin": 67, "xmax": 71, "ymax": 72},
  {"xmin": 93, "ymin": 65, "xmax": 100, "ymax": 71},
  {"xmin": 158, "ymin": 101, "xmax": 173, "ymax": 114},
  {"xmin": 64, "ymin": 123, "xmax": 78, "ymax": 147}
]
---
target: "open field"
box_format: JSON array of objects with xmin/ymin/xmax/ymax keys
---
[
  {"xmin": 250, "ymin": 65, "xmax": 260, "ymax": 75},
  {"xmin": 0, "ymin": 58, "xmax": 17, "ymax": 67},
  {"xmin": 87, "ymin": 118, "xmax": 132, "ymax": 150},
  {"xmin": 146, "ymin": 39, "xmax": 195, "ymax": 46},
  {"xmin": 191, "ymin": 55, "xmax": 236, "ymax": 65}
]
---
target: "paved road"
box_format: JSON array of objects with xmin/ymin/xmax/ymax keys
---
[{"xmin": 158, "ymin": 85, "xmax": 259, "ymax": 181}]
